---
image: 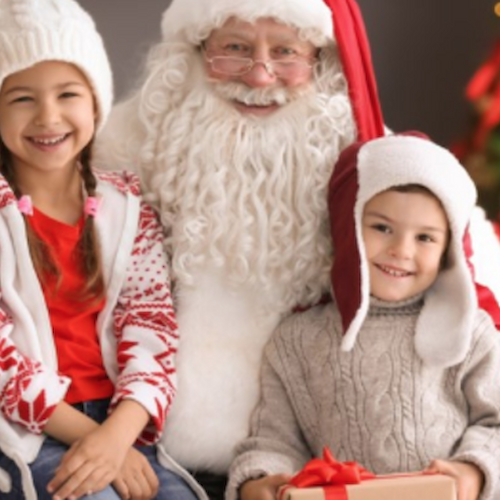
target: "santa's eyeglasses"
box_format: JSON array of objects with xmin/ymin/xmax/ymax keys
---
[{"xmin": 202, "ymin": 48, "xmax": 316, "ymax": 78}]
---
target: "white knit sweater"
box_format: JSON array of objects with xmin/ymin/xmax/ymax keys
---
[{"xmin": 227, "ymin": 296, "xmax": 500, "ymax": 500}]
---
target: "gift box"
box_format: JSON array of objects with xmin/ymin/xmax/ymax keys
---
[
  {"xmin": 280, "ymin": 448, "xmax": 456, "ymax": 500},
  {"xmin": 282, "ymin": 473, "xmax": 455, "ymax": 500}
]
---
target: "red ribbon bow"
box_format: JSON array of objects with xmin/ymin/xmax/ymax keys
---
[{"xmin": 288, "ymin": 448, "xmax": 375, "ymax": 500}]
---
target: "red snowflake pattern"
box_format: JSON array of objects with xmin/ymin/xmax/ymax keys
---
[{"xmin": 110, "ymin": 197, "xmax": 178, "ymax": 443}]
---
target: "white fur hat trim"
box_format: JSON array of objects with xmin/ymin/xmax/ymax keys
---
[{"xmin": 161, "ymin": 0, "xmax": 334, "ymax": 46}]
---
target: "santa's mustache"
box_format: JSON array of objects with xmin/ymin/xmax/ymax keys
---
[{"xmin": 209, "ymin": 80, "xmax": 313, "ymax": 107}]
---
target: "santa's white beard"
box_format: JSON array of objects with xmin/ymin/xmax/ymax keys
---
[
  {"xmin": 141, "ymin": 52, "xmax": 356, "ymax": 313},
  {"xmin": 125, "ymin": 43, "xmax": 358, "ymax": 473}
]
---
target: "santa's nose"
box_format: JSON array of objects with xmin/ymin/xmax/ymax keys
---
[{"xmin": 240, "ymin": 60, "xmax": 277, "ymax": 88}]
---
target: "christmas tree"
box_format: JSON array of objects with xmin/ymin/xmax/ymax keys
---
[{"xmin": 452, "ymin": 40, "xmax": 500, "ymax": 220}]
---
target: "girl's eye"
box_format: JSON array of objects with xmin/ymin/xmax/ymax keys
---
[
  {"xmin": 11, "ymin": 96, "xmax": 33, "ymax": 103},
  {"xmin": 60, "ymin": 92, "xmax": 78, "ymax": 99},
  {"xmin": 417, "ymin": 234, "xmax": 434, "ymax": 243}
]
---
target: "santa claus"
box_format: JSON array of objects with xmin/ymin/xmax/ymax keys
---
[{"xmin": 95, "ymin": 1, "xmax": 500, "ymax": 499}]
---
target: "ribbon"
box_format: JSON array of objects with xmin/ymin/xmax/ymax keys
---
[
  {"xmin": 84, "ymin": 196, "xmax": 102, "ymax": 217},
  {"xmin": 17, "ymin": 195, "xmax": 33, "ymax": 216},
  {"xmin": 288, "ymin": 448, "xmax": 375, "ymax": 500},
  {"xmin": 284, "ymin": 449, "xmax": 444, "ymax": 500}
]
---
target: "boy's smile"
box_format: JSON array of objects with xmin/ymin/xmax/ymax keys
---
[{"xmin": 362, "ymin": 189, "xmax": 449, "ymax": 302}]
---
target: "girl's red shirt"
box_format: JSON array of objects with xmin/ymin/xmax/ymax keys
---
[{"xmin": 28, "ymin": 207, "xmax": 114, "ymax": 404}]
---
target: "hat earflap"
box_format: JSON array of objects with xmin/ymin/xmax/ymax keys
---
[
  {"xmin": 414, "ymin": 230, "xmax": 476, "ymax": 367},
  {"xmin": 329, "ymin": 140, "xmax": 371, "ymax": 348}
]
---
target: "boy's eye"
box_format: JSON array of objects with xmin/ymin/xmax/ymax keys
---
[{"xmin": 372, "ymin": 223, "xmax": 391, "ymax": 234}]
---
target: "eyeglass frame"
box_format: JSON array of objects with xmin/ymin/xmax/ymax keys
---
[{"xmin": 201, "ymin": 43, "xmax": 318, "ymax": 77}]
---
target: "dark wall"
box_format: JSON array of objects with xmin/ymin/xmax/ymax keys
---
[
  {"xmin": 84, "ymin": 1, "xmax": 499, "ymax": 146},
  {"xmin": 357, "ymin": 0, "xmax": 498, "ymax": 146}
]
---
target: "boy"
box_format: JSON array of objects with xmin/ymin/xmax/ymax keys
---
[{"xmin": 227, "ymin": 134, "xmax": 500, "ymax": 500}]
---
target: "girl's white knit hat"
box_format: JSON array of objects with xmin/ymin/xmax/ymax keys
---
[
  {"xmin": 0, "ymin": 0, "xmax": 113, "ymax": 131},
  {"xmin": 329, "ymin": 134, "xmax": 478, "ymax": 368}
]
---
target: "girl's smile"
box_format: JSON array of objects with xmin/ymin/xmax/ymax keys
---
[{"xmin": 0, "ymin": 61, "xmax": 96, "ymax": 183}]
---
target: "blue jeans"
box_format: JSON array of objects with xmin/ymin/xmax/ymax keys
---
[{"xmin": 0, "ymin": 399, "xmax": 198, "ymax": 500}]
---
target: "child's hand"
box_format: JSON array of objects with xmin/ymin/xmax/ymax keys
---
[
  {"xmin": 112, "ymin": 447, "xmax": 159, "ymax": 500},
  {"xmin": 47, "ymin": 425, "xmax": 130, "ymax": 499},
  {"xmin": 240, "ymin": 474, "xmax": 292, "ymax": 500},
  {"xmin": 426, "ymin": 459, "xmax": 484, "ymax": 500}
]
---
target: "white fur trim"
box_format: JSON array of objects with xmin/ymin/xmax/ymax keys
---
[
  {"xmin": 159, "ymin": 269, "xmax": 281, "ymax": 472},
  {"xmin": 161, "ymin": 0, "xmax": 334, "ymax": 45},
  {"xmin": 469, "ymin": 206, "xmax": 500, "ymax": 305},
  {"xmin": 343, "ymin": 135, "xmax": 477, "ymax": 367},
  {"xmin": 340, "ymin": 213, "xmax": 371, "ymax": 351}
]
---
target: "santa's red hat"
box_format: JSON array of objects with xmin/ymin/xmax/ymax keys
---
[
  {"xmin": 161, "ymin": 0, "xmax": 384, "ymax": 141},
  {"xmin": 329, "ymin": 134, "xmax": 479, "ymax": 367}
]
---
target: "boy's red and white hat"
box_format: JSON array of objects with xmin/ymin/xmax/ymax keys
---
[
  {"xmin": 0, "ymin": 0, "xmax": 113, "ymax": 131},
  {"xmin": 161, "ymin": 0, "xmax": 384, "ymax": 141},
  {"xmin": 329, "ymin": 134, "xmax": 478, "ymax": 367}
]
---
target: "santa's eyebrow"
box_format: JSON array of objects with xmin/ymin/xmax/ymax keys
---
[{"xmin": 210, "ymin": 30, "xmax": 305, "ymax": 47}]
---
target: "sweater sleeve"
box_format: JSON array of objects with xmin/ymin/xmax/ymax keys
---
[
  {"xmin": 226, "ymin": 323, "xmax": 313, "ymax": 500},
  {"xmin": 0, "ymin": 310, "xmax": 70, "ymax": 434},
  {"xmin": 450, "ymin": 312, "xmax": 500, "ymax": 500},
  {"xmin": 109, "ymin": 201, "xmax": 178, "ymax": 445}
]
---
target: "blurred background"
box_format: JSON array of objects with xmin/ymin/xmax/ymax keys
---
[{"xmin": 83, "ymin": 1, "xmax": 500, "ymax": 216}]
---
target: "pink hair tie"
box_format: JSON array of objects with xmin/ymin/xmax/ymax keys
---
[
  {"xmin": 84, "ymin": 196, "xmax": 101, "ymax": 217},
  {"xmin": 18, "ymin": 195, "xmax": 33, "ymax": 216}
]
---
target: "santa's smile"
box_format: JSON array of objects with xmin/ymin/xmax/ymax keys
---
[{"xmin": 233, "ymin": 99, "xmax": 280, "ymax": 116}]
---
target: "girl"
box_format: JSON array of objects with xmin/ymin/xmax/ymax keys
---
[{"xmin": 0, "ymin": 1, "xmax": 200, "ymax": 500}]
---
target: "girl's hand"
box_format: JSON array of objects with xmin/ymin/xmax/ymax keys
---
[
  {"xmin": 240, "ymin": 474, "xmax": 292, "ymax": 500},
  {"xmin": 112, "ymin": 447, "xmax": 159, "ymax": 500},
  {"xmin": 426, "ymin": 459, "xmax": 484, "ymax": 500},
  {"xmin": 47, "ymin": 425, "xmax": 130, "ymax": 499}
]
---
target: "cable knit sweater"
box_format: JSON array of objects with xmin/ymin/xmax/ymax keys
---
[{"xmin": 227, "ymin": 295, "xmax": 500, "ymax": 500}]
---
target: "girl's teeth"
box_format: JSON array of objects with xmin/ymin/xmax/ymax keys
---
[{"xmin": 33, "ymin": 135, "xmax": 66, "ymax": 145}]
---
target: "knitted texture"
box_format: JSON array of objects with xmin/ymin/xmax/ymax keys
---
[
  {"xmin": 0, "ymin": 0, "xmax": 113, "ymax": 130},
  {"xmin": 227, "ymin": 300, "xmax": 500, "ymax": 500}
]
